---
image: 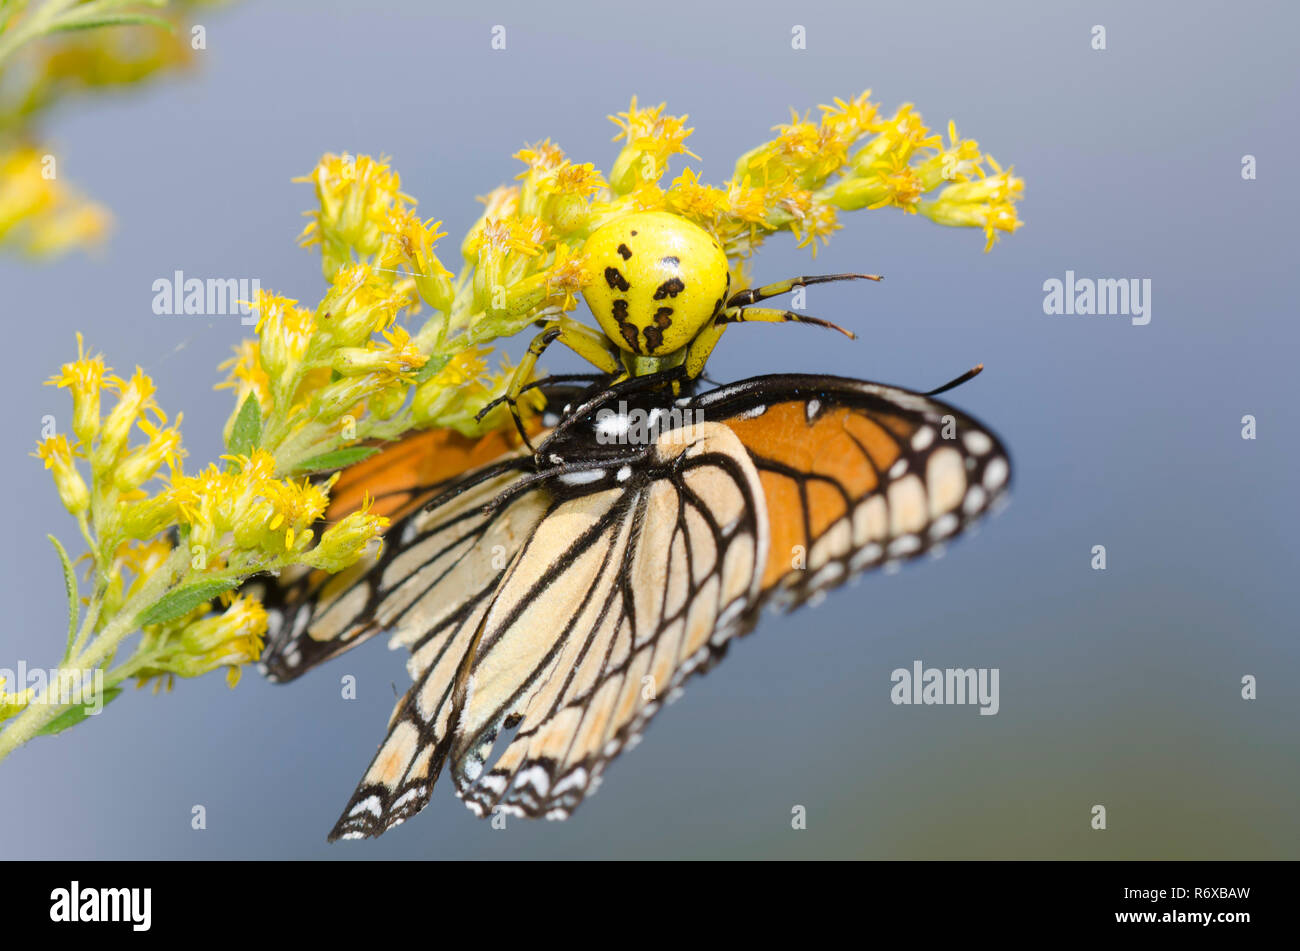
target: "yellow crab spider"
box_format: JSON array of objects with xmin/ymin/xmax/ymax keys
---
[{"xmin": 486, "ymin": 210, "xmax": 881, "ymax": 441}]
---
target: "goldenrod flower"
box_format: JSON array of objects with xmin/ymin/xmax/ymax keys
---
[
  {"xmin": 410, "ymin": 347, "xmax": 490, "ymax": 425},
  {"xmin": 263, "ymin": 477, "xmax": 331, "ymax": 553},
  {"xmin": 35, "ymin": 434, "xmax": 89, "ymax": 515},
  {"xmin": 825, "ymin": 152, "xmax": 923, "ymax": 213},
  {"xmin": 331, "ymin": 326, "xmax": 427, "ymax": 377},
  {"xmin": 113, "ymin": 415, "xmax": 185, "ymax": 492},
  {"xmin": 296, "ymin": 153, "xmax": 412, "ymax": 276},
  {"xmin": 141, "ymin": 594, "xmax": 270, "ymax": 688},
  {"xmin": 45, "ymin": 332, "xmax": 107, "ymax": 443},
  {"xmin": 118, "ymin": 537, "xmax": 176, "ymax": 599},
  {"xmin": 917, "ymin": 156, "xmax": 1025, "ymax": 251},
  {"xmin": 216, "ymin": 339, "xmax": 273, "ymax": 418},
  {"xmin": 665, "ymin": 167, "xmax": 729, "ymax": 223},
  {"xmin": 314, "ymin": 265, "xmax": 405, "ymax": 349},
  {"xmin": 543, "ymin": 243, "xmax": 590, "ymax": 312},
  {"xmin": 470, "ymin": 216, "xmax": 552, "ymax": 316},
  {"xmin": 515, "ymin": 139, "xmax": 568, "ymax": 179},
  {"xmin": 309, "ymin": 497, "xmax": 390, "ymax": 573},
  {"xmin": 818, "ymin": 92, "xmax": 879, "ymax": 147},
  {"xmin": 0, "ymin": 146, "xmax": 110, "ymax": 256},
  {"xmin": 608, "ymin": 96, "xmax": 698, "ymax": 193},
  {"xmin": 94, "ymin": 367, "xmax": 160, "ymax": 473},
  {"xmin": 251, "ymin": 290, "xmax": 315, "ymax": 381},
  {"xmin": 913, "ymin": 121, "xmax": 984, "ymax": 192},
  {"xmin": 378, "ymin": 208, "xmax": 454, "ymax": 313}
]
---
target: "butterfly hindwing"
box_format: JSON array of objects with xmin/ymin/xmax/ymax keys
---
[
  {"xmin": 448, "ymin": 421, "xmax": 768, "ymax": 821},
  {"xmin": 258, "ymin": 425, "xmax": 539, "ymax": 682},
  {"xmin": 331, "ymin": 420, "xmax": 769, "ymax": 837}
]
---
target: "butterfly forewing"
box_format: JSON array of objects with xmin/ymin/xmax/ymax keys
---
[{"xmin": 699, "ymin": 375, "xmax": 1011, "ymax": 611}]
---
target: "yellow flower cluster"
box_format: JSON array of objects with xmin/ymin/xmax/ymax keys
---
[
  {"xmin": 0, "ymin": 1, "xmax": 205, "ymax": 258},
  {"xmin": 227, "ymin": 89, "xmax": 1022, "ymax": 485},
  {"xmin": 35, "ymin": 334, "xmax": 390, "ymax": 693},
  {"xmin": 446, "ymin": 90, "xmax": 1024, "ymax": 261},
  {"xmin": 0, "ymin": 146, "xmax": 109, "ymax": 256},
  {"xmin": 14, "ymin": 88, "xmax": 1023, "ymax": 756},
  {"xmin": 134, "ymin": 593, "xmax": 269, "ymax": 691},
  {"xmin": 222, "ymin": 153, "xmax": 555, "ymax": 474}
]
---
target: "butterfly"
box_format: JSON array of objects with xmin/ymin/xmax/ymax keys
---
[{"xmin": 256, "ymin": 369, "xmax": 1010, "ymax": 839}]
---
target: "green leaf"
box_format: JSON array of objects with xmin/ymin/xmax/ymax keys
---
[
  {"xmin": 226, "ymin": 393, "xmax": 262, "ymax": 461},
  {"xmin": 35, "ymin": 687, "xmax": 122, "ymax": 737},
  {"xmin": 413, "ymin": 354, "xmax": 451, "ymax": 384},
  {"xmin": 137, "ymin": 579, "xmax": 237, "ymax": 627},
  {"xmin": 48, "ymin": 14, "xmax": 175, "ymax": 34},
  {"xmin": 47, "ymin": 535, "xmax": 79, "ymax": 661},
  {"xmin": 294, "ymin": 447, "xmax": 379, "ymax": 474}
]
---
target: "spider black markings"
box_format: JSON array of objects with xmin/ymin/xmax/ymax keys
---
[{"xmin": 653, "ymin": 277, "xmax": 685, "ymax": 300}]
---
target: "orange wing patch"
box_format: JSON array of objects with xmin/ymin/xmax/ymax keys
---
[
  {"xmin": 725, "ymin": 402, "xmax": 902, "ymax": 590},
  {"xmin": 327, "ymin": 425, "xmax": 532, "ymax": 524}
]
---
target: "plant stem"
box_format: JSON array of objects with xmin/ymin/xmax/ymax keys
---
[
  {"xmin": 0, "ymin": 0, "xmax": 77, "ymax": 70},
  {"xmin": 0, "ymin": 541, "xmax": 187, "ymax": 762}
]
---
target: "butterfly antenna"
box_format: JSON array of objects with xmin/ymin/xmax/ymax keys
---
[{"xmin": 925, "ymin": 364, "xmax": 984, "ymax": 396}]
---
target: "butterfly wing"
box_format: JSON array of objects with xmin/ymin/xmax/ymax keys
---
[
  {"xmin": 702, "ymin": 374, "xmax": 1011, "ymax": 610},
  {"xmin": 258, "ymin": 425, "xmax": 539, "ymax": 682},
  {"xmin": 330, "ymin": 420, "xmax": 769, "ymax": 837},
  {"xmin": 260, "ymin": 373, "xmax": 1010, "ymax": 840}
]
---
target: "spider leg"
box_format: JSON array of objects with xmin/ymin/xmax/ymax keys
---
[
  {"xmin": 725, "ymin": 272, "xmax": 881, "ymax": 308},
  {"xmin": 476, "ymin": 315, "xmax": 624, "ymax": 450},
  {"xmin": 474, "ymin": 372, "xmax": 610, "ymax": 419},
  {"xmin": 717, "ymin": 306, "xmax": 856, "ymax": 338},
  {"xmin": 681, "ymin": 316, "xmax": 728, "ymax": 381}
]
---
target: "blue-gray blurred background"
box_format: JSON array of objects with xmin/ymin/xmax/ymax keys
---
[{"xmin": 2, "ymin": 0, "xmax": 1296, "ymax": 859}]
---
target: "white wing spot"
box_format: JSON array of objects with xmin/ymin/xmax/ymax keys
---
[
  {"xmin": 810, "ymin": 562, "xmax": 845, "ymax": 589},
  {"xmin": 929, "ymin": 513, "xmax": 959, "ymax": 540},
  {"xmin": 850, "ymin": 542, "xmax": 882, "ymax": 571},
  {"xmin": 514, "ymin": 765, "xmax": 551, "ymax": 797},
  {"xmin": 983, "ymin": 457, "xmax": 1009, "ymax": 491},
  {"xmin": 595, "ymin": 412, "xmax": 630, "ymax": 442},
  {"xmin": 887, "ymin": 535, "xmax": 922, "ymax": 558},
  {"xmin": 963, "ymin": 431, "xmax": 994, "ymax": 456},
  {"xmin": 553, "ymin": 768, "xmax": 587, "ymax": 796},
  {"xmin": 393, "ymin": 787, "xmax": 423, "ymax": 810},
  {"xmin": 558, "ymin": 469, "xmax": 606, "ymax": 487}
]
